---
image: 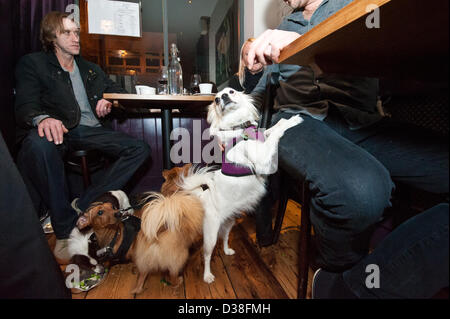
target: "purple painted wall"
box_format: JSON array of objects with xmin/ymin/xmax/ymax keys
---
[{"xmin": 113, "ymin": 116, "xmax": 213, "ymax": 194}]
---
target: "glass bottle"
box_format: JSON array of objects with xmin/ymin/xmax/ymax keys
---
[{"xmin": 168, "ymin": 43, "xmax": 183, "ymax": 95}]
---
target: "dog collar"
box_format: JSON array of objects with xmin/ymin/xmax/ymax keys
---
[
  {"xmin": 219, "ymin": 121, "xmax": 255, "ymax": 131},
  {"xmin": 95, "ymin": 215, "xmax": 141, "ymax": 264},
  {"xmin": 221, "ymin": 125, "xmax": 265, "ymax": 177}
]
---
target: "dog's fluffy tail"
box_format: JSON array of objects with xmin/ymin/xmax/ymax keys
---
[
  {"xmin": 176, "ymin": 164, "xmax": 217, "ymax": 193},
  {"xmin": 139, "ymin": 192, "xmax": 204, "ymax": 243}
]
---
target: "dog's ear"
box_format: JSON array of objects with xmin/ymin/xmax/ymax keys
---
[
  {"xmin": 162, "ymin": 169, "xmax": 170, "ymax": 180},
  {"xmin": 162, "ymin": 168, "xmax": 178, "ymax": 181},
  {"xmin": 76, "ymin": 213, "xmax": 91, "ymax": 230}
]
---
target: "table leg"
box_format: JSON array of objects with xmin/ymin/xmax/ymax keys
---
[{"xmin": 161, "ymin": 108, "xmax": 173, "ymax": 169}]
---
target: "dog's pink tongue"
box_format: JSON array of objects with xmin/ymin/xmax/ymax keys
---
[{"xmin": 77, "ymin": 216, "xmax": 88, "ymax": 229}]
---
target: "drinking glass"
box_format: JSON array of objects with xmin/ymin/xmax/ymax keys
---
[
  {"xmin": 190, "ymin": 74, "xmax": 201, "ymax": 94},
  {"xmin": 157, "ymin": 66, "xmax": 168, "ymax": 95}
]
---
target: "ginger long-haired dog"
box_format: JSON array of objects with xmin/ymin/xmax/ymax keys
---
[
  {"xmin": 76, "ymin": 190, "xmax": 204, "ymax": 295},
  {"xmin": 161, "ymin": 163, "xmax": 192, "ymax": 196},
  {"xmin": 177, "ymin": 88, "xmax": 302, "ymax": 283}
]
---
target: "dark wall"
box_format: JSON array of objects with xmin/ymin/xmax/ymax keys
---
[
  {"xmin": 0, "ymin": 0, "xmax": 17, "ymax": 154},
  {"xmin": 0, "ymin": 0, "xmax": 74, "ymax": 155}
]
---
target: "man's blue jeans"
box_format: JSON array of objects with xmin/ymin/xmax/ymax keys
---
[
  {"xmin": 271, "ymin": 108, "xmax": 449, "ymax": 272},
  {"xmin": 343, "ymin": 203, "xmax": 449, "ymax": 298},
  {"xmin": 17, "ymin": 125, "xmax": 151, "ymax": 239}
]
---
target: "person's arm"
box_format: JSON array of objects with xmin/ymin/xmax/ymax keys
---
[
  {"xmin": 246, "ymin": 29, "xmax": 301, "ymax": 69},
  {"xmin": 249, "ymin": 65, "xmax": 278, "ymax": 110},
  {"xmin": 15, "ymin": 55, "xmax": 70, "ymax": 145},
  {"xmin": 32, "ymin": 115, "xmax": 50, "ymax": 127},
  {"xmin": 15, "ymin": 55, "xmax": 48, "ymax": 129},
  {"xmin": 246, "ymin": 16, "xmax": 302, "ymax": 108},
  {"xmin": 93, "ymin": 65, "xmax": 127, "ymax": 117},
  {"xmin": 249, "ymin": 63, "xmax": 301, "ymax": 110}
]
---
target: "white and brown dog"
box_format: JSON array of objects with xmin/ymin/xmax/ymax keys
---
[
  {"xmin": 178, "ymin": 88, "xmax": 302, "ymax": 283},
  {"xmin": 67, "ymin": 190, "xmax": 132, "ymax": 272}
]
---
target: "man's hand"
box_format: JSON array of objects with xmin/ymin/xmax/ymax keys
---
[
  {"xmin": 95, "ymin": 98, "xmax": 112, "ymax": 118},
  {"xmin": 38, "ymin": 118, "xmax": 69, "ymax": 145},
  {"xmin": 246, "ymin": 29, "xmax": 301, "ymax": 68}
]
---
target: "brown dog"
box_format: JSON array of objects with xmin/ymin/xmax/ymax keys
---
[
  {"xmin": 161, "ymin": 163, "xmax": 192, "ymax": 196},
  {"xmin": 76, "ymin": 190, "xmax": 203, "ymax": 295},
  {"xmin": 76, "ymin": 202, "xmax": 141, "ymax": 265}
]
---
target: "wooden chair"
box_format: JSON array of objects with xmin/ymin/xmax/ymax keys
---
[
  {"xmin": 258, "ymin": 72, "xmax": 312, "ymax": 299},
  {"xmin": 273, "ymin": 173, "xmax": 312, "ymax": 299},
  {"xmin": 65, "ymin": 149, "xmax": 108, "ymax": 188}
]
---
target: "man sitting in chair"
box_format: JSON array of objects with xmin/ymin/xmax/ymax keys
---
[
  {"xmin": 14, "ymin": 11, "xmax": 151, "ymax": 264},
  {"xmin": 246, "ymin": 0, "xmax": 448, "ymax": 298}
]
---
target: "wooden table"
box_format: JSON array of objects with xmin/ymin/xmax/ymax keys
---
[
  {"xmin": 104, "ymin": 93, "xmax": 215, "ymax": 169},
  {"xmin": 279, "ymin": 0, "xmax": 449, "ymax": 80}
]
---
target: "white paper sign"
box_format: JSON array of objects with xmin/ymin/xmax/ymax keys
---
[{"xmin": 88, "ymin": 0, "xmax": 141, "ymax": 37}]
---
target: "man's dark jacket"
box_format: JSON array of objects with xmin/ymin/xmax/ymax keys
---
[{"xmin": 14, "ymin": 51, "xmax": 126, "ymax": 143}]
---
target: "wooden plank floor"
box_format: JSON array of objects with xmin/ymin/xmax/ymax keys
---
[{"xmin": 48, "ymin": 200, "xmax": 314, "ymax": 299}]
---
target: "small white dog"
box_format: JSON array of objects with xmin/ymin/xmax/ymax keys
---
[{"xmin": 179, "ymin": 88, "xmax": 302, "ymax": 283}]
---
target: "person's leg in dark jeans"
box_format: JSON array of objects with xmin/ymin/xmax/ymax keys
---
[
  {"xmin": 323, "ymin": 109, "xmax": 449, "ymax": 196},
  {"xmin": 0, "ymin": 133, "xmax": 71, "ymax": 298},
  {"xmin": 17, "ymin": 126, "xmax": 151, "ymax": 239},
  {"xmin": 272, "ymin": 111, "xmax": 395, "ymax": 271},
  {"xmin": 343, "ymin": 203, "xmax": 449, "ymax": 298},
  {"xmin": 313, "ymin": 203, "xmax": 449, "ymax": 298},
  {"xmin": 313, "ymin": 110, "xmax": 449, "ymax": 298},
  {"xmin": 65, "ymin": 125, "xmax": 151, "ymax": 211},
  {"xmin": 17, "ymin": 130, "xmax": 77, "ymax": 240}
]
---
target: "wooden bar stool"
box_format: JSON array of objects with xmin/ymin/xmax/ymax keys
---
[
  {"xmin": 65, "ymin": 149, "xmax": 108, "ymax": 188},
  {"xmin": 271, "ymin": 172, "xmax": 312, "ymax": 299},
  {"xmin": 259, "ymin": 72, "xmax": 313, "ymax": 299}
]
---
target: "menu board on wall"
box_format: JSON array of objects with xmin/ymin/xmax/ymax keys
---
[{"xmin": 88, "ymin": 0, "xmax": 141, "ymax": 37}]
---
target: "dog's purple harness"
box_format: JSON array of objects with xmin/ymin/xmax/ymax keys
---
[{"xmin": 221, "ymin": 125, "xmax": 265, "ymax": 177}]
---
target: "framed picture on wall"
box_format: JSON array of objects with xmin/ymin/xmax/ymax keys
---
[{"xmin": 215, "ymin": 0, "xmax": 239, "ymax": 86}]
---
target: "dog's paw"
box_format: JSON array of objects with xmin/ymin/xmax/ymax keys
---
[
  {"xmin": 203, "ymin": 272, "xmax": 215, "ymax": 284},
  {"xmin": 285, "ymin": 115, "xmax": 303, "ymax": 128},
  {"xmin": 171, "ymin": 276, "xmax": 184, "ymax": 288},
  {"xmin": 224, "ymin": 248, "xmax": 235, "ymax": 255},
  {"xmin": 130, "ymin": 287, "xmax": 144, "ymax": 295},
  {"xmin": 265, "ymin": 119, "xmax": 287, "ymax": 137}
]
